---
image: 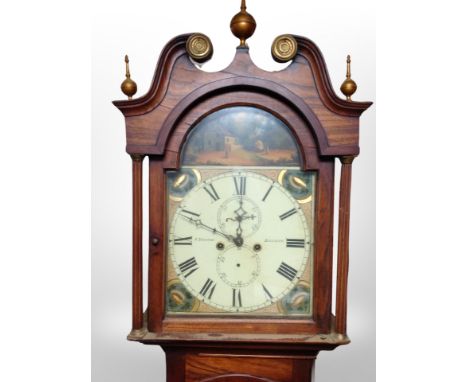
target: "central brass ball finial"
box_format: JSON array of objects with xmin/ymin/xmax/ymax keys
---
[{"xmin": 230, "ymin": 0, "xmax": 256, "ymax": 47}]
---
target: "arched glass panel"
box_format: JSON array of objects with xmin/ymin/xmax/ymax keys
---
[
  {"xmin": 166, "ymin": 106, "xmax": 315, "ymax": 318},
  {"xmin": 181, "ymin": 106, "xmax": 300, "ymax": 167}
]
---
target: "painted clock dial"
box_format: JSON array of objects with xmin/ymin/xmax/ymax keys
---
[{"xmin": 169, "ymin": 170, "xmax": 311, "ymax": 312}]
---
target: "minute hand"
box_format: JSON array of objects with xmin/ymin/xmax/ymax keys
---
[{"xmin": 180, "ymin": 215, "xmax": 234, "ymax": 242}]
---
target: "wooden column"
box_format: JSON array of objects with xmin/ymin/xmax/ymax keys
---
[
  {"xmin": 130, "ymin": 153, "xmax": 144, "ymax": 332},
  {"xmin": 335, "ymin": 156, "xmax": 355, "ymax": 335}
]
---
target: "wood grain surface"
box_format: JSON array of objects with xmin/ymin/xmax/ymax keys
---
[
  {"xmin": 113, "ymin": 34, "xmax": 372, "ymax": 158},
  {"xmin": 114, "ymin": 32, "xmax": 372, "ymax": 382},
  {"xmin": 130, "ymin": 154, "xmax": 144, "ymax": 330}
]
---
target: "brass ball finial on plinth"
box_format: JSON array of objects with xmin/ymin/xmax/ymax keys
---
[
  {"xmin": 230, "ymin": 0, "xmax": 256, "ymax": 47},
  {"xmin": 340, "ymin": 55, "xmax": 357, "ymax": 101},
  {"xmin": 121, "ymin": 55, "xmax": 137, "ymax": 100}
]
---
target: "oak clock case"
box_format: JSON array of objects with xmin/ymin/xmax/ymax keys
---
[{"xmin": 113, "ymin": 2, "xmax": 371, "ymax": 381}]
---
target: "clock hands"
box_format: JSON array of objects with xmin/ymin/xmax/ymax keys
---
[
  {"xmin": 234, "ymin": 223, "xmax": 244, "ymax": 247},
  {"xmin": 180, "ymin": 197, "xmax": 257, "ymax": 248},
  {"xmin": 225, "ymin": 197, "xmax": 256, "ymax": 224},
  {"xmin": 234, "ymin": 202, "xmax": 245, "ymax": 247},
  {"xmin": 180, "ymin": 214, "xmax": 235, "ymax": 243},
  {"xmin": 224, "ymin": 217, "xmax": 246, "ymax": 247},
  {"xmin": 227, "ymin": 197, "xmax": 256, "ymax": 248}
]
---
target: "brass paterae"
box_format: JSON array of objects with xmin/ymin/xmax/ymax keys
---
[
  {"xmin": 186, "ymin": 33, "xmax": 214, "ymax": 63},
  {"xmin": 271, "ymin": 34, "xmax": 298, "ymax": 63},
  {"xmin": 121, "ymin": 55, "xmax": 137, "ymax": 100},
  {"xmin": 340, "ymin": 55, "xmax": 357, "ymax": 101},
  {"xmin": 230, "ymin": 0, "xmax": 256, "ymax": 47}
]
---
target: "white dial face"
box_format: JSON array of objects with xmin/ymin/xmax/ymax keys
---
[{"xmin": 168, "ymin": 170, "xmax": 311, "ymax": 313}]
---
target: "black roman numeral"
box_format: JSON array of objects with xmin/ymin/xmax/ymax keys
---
[
  {"xmin": 233, "ymin": 176, "xmax": 246, "ymax": 195},
  {"xmin": 232, "ymin": 288, "xmax": 242, "ymax": 307},
  {"xmin": 181, "ymin": 209, "xmax": 200, "ymax": 218},
  {"xmin": 174, "ymin": 236, "xmax": 192, "ymax": 246},
  {"xmin": 262, "ymin": 284, "xmax": 273, "ymax": 300},
  {"xmin": 279, "ymin": 208, "xmax": 297, "ymax": 221},
  {"xmin": 178, "ymin": 257, "xmax": 198, "ymax": 278},
  {"xmin": 286, "ymin": 238, "xmax": 305, "ymax": 248},
  {"xmin": 203, "ymin": 183, "xmax": 220, "ymax": 201},
  {"xmin": 277, "ymin": 262, "xmax": 298, "ymax": 281},
  {"xmin": 200, "ymin": 278, "xmax": 216, "ymax": 299},
  {"xmin": 262, "ymin": 185, "xmax": 273, "ymax": 202}
]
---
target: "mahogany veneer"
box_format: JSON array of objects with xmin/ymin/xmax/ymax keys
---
[{"xmin": 114, "ymin": 32, "xmax": 371, "ymax": 381}]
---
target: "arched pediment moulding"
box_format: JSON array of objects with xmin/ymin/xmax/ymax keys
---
[
  {"xmin": 113, "ymin": 34, "xmax": 372, "ymax": 158},
  {"xmin": 163, "ymin": 91, "xmax": 320, "ymax": 170}
]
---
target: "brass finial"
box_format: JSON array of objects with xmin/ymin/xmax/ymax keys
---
[
  {"xmin": 121, "ymin": 55, "xmax": 137, "ymax": 100},
  {"xmin": 230, "ymin": 0, "xmax": 256, "ymax": 47},
  {"xmin": 340, "ymin": 55, "xmax": 357, "ymax": 101}
]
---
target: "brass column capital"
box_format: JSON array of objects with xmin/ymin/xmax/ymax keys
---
[
  {"xmin": 130, "ymin": 153, "xmax": 145, "ymax": 162},
  {"xmin": 340, "ymin": 156, "xmax": 356, "ymax": 165}
]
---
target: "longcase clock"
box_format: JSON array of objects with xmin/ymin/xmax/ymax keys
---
[{"xmin": 113, "ymin": 1, "xmax": 372, "ymax": 381}]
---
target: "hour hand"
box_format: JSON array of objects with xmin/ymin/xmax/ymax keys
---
[{"xmin": 233, "ymin": 231, "xmax": 244, "ymax": 247}]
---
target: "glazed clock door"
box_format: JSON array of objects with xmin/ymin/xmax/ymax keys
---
[{"xmin": 165, "ymin": 106, "xmax": 317, "ymax": 318}]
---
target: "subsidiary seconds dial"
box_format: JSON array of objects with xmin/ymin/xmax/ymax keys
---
[{"xmin": 169, "ymin": 170, "xmax": 311, "ymax": 313}]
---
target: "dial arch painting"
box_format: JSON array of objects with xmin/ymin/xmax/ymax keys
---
[
  {"xmin": 181, "ymin": 106, "xmax": 301, "ymax": 167},
  {"xmin": 166, "ymin": 106, "xmax": 316, "ymax": 316}
]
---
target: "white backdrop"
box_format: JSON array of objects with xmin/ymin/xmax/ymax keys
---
[
  {"xmin": 92, "ymin": 0, "xmax": 375, "ymax": 381},
  {"xmin": 3, "ymin": 1, "xmax": 468, "ymax": 382}
]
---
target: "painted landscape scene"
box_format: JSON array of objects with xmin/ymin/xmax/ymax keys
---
[{"xmin": 182, "ymin": 106, "xmax": 300, "ymax": 166}]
